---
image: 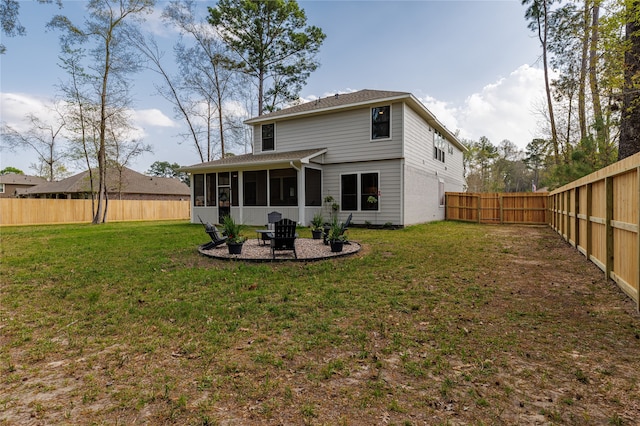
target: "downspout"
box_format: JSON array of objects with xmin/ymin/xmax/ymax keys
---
[{"xmin": 290, "ymin": 161, "xmax": 304, "ymax": 225}]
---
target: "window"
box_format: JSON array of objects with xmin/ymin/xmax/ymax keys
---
[
  {"xmin": 341, "ymin": 172, "xmax": 379, "ymax": 211},
  {"xmin": 371, "ymin": 105, "xmax": 390, "ymax": 139},
  {"xmin": 439, "ymin": 179, "xmax": 445, "ymax": 207},
  {"xmin": 341, "ymin": 174, "xmax": 358, "ymax": 211},
  {"xmin": 262, "ymin": 123, "xmax": 275, "ymax": 151},
  {"xmin": 434, "ymin": 131, "xmax": 446, "ymax": 163},
  {"xmin": 0, "ymin": 183, "xmax": 4, "ymax": 194},
  {"xmin": 361, "ymin": 173, "xmax": 379, "ymax": 211},
  {"xmin": 305, "ymin": 168, "xmax": 322, "ymax": 206},
  {"xmin": 269, "ymin": 168, "xmax": 297, "ymax": 206},
  {"xmin": 193, "ymin": 174, "xmax": 204, "ymax": 206},
  {"xmin": 243, "ymin": 171, "xmax": 267, "ymax": 206}
]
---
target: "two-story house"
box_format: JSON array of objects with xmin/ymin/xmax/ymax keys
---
[{"xmin": 182, "ymin": 89, "xmax": 466, "ymax": 227}]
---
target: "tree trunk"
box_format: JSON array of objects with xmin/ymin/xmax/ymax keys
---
[
  {"xmin": 589, "ymin": 2, "xmax": 607, "ymax": 150},
  {"xmin": 619, "ymin": 0, "xmax": 640, "ymax": 160},
  {"xmin": 540, "ymin": 0, "xmax": 560, "ymax": 164},
  {"xmin": 578, "ymin": 0, "xmax": 590, "ymax": 142}
]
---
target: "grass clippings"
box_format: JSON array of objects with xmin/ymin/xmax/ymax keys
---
[{"xmin": 1, "ymin": 221, "xmax": 639, "ymax": 425}]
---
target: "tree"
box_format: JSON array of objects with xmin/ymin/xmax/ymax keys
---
[
  {"xmin": 48, "ymin": 0, "xmax": 155, "ymax": 223},
  {"xmin": 147, "ymin": 160, "xmax": 188, "ymax": 184},
  {"xmin": 0, "ymin": 166, "xmax": 24, "ymax": 175},
  {"xmin": 208, "ymin": 0, "xmax": 326, "ymax": 115},
  {"xmin": 524, "ymin": 138, "xmax": 549, "ymax": 189},
  {"xmin": 523, "ymin": 0, "xmax": 560, "ymax": 164},
  {"xmin": 619, "ymin": 0, "xmax": 640, "ymax": 159},
  {"xmin": 0, "ymin": 0, "xmax": 62, "ymax": 54},
  {"xmin": 0, "ymin": 103, "xmax": 67, "ymax": 181},
  {"xmin": 132, "ymin": 0, "xmax": 247, "ymax": 163}
]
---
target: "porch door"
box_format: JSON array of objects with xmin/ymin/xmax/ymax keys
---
[{"xmin": 218, "ymin": 172, "xmax": 231, "ymax": 223}]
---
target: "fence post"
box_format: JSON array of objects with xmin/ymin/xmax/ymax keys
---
[
  {"xmin": 499, "ymin": 194, "xmax": 504, "ymax": 225},
  {"xmin": 567, "ymin": 189, "xmax": 572, "ymax": 246},
  {"xmin": 637, "ymin": 167, "xmax": 640, "ymax": 312},
  {"xmin": 476, "ymin": 194, "xmax": 481, "ymax": 223},
  {"xmin": 575, "ymin": 188, "xmax": 580, "ymax": 250},
  {"xmin": 606, "ymin": 177, "xmax": 614, "ymax": 281},
  {"xmin": 586, "ymin": 183, "xmax": 592, "ymax": 261}
]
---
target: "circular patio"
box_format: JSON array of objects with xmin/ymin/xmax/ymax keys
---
[{"xmin": 198, "ymin": 237, "xmax": 361, "ymax": 262}]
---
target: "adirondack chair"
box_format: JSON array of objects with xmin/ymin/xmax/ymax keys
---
[
  {"xmin": 198, "ymin": 216, "xmax": 228, "ymax": 250},
  {"xmin": 270, "ymin": 218, "xmax": 297, "ymax": 259},
  {"xmin": 257, "ymin": 211, "xmax": 282, "ymax": 245}
]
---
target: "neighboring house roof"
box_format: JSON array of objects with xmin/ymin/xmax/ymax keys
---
[
  {"xmin": 0, "ymin": 173, "xmax": 47, "ymax": 185},
  {"xmin": 181, "ymin": 148, "xmax": 328, "ymax": 173},
  {"xmin": 23, "ymin": 167, "xmax": 190, "ymax": 196},
  {"xmin": 245, "ymin": 89, "xmax": 466, "ymax": 152}
]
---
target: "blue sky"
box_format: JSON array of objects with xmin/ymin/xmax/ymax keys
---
[{"xmin": 1, "ymin": 0, "xmax": 546, "ymax": 176}]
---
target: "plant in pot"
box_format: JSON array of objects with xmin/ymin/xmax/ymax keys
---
[
  {"xmin": 222, "ymin": 215, "xmax": 247, "ymax": 254},
  {"xmin": 310, "ymin": 213, "xmax": 324, "ymax": 239},
  {"xmin": 327, "ymin": 218, "xmax": 347, "ymax": 252}
]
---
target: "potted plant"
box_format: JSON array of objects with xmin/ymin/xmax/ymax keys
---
[
  {"xmin": 221, "ymin": 215, "xmax": 247, "ymax": 254},
  {"xmin": 310, "ymin": 212, "xmax": 324, "ymax": 239},
  {"xmin": 327, "ymin": 218, "xmax": 347, "ymax": 252}
]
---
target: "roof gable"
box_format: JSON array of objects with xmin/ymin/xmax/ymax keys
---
[{"xmin": 245, "ymin": 89, "xmax": 411, "ymax": 124}]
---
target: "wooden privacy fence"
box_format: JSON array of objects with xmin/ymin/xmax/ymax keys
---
[
  {"xmin": 445, "ymin": 192, "xmax": 549, "ymax": 224},
  {"xmin": 549, "ymin": 152, "xmax": 640, "ymax": 310},
  {"xmin": 0, "ymin": 199, "xmax": 190, "ymax": 226}
]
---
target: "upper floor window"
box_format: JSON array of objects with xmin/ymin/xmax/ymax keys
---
[
  {"xmin": 262, "ymin": 123, "xmax": 275, "ymax": 151},
  {"xmin": 434, "ymin": 131, "xmax": 446, "ymax": 163},
  {"xmin": 371, "ymin": 106, "xmax": 390, "ymax": 140}
]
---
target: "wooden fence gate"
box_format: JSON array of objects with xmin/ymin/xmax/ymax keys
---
[{"xmin": 445, "ymin": 192, "xmax": 549, "ymax": 225}]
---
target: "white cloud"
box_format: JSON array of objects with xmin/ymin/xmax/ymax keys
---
[
  {"xmin": 0, "ymin": 92, "xmax": 53, "ymax": 130},
  {"xmin": 422, "ymin": 64, "xmax": 548, "ymax": 150},
  {"xmin": 131, "ymin": 108, "xmax": 176, "ymax": 128}
]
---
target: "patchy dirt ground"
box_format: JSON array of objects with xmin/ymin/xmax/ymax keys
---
[{"xmin": 2, "ymin": 225, "xmax": 639, "ymax": 425}]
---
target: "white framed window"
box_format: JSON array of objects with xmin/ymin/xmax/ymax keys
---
[
  {"xmin": 371, "ymin": 105, "xmax": 391, "ymax": 140},
  {"xmin": 0, "ymin": 183, "xmax": 4, "ymax": 194},
  {"xmin": 261, "ymin": 123, "xmax": 275, "ymax": 151},
  {"xmin": 439, "ymin": 179, "xmax": 445, "ymax": 208},
  {"xmin": 340, "ymin": 172, "xmax": 379, "ymax": 211}
]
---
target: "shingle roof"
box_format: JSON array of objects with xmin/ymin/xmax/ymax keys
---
[
  {"xmin": 24, "ymin": 167, "xmax": 189, "ymax": 196},
  {"xmin": 0, "ymin": 173, "xmax": 47, "ymax": 185},
  {"xmin": 245, "ymin": 89, "xmax": 411, "ymax": 123},
  {"xmin": 181, "ymin": 148, "xmax": 328, "ymax": 172}
]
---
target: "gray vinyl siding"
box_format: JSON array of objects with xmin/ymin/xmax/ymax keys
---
[
  {"xmin": 402, "ymin": 106, "xmax": 465, "ymax": 224},
  {"xmin": 254, "ymin": 103, "xmax": 404, "ymax": 163},
  {"xmin": 321, "ymin": 159, "xmax": 402, "ymax": 226}
]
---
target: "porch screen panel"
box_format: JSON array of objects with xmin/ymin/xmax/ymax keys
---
[
  {"xmin": 244, "ymin": 171, "xmax": 267, "ymax": 206},
  {"xmin": 305, "ymin": 168, "xmax": 322, "ymax": 206},
  {"xmin": 270, "ymin": 168, "xmax": 297, "ymax": 206},
  {"xmin": 231, "ymin": 172, "xmax": 239, "ymax": 206},
  {"xmin": 193, "ymin": 174, "xmax": 204, "ymax": 206},
  {"xmin": 206, "ymin": 173, "xmax": 216, "ymax": 206}
]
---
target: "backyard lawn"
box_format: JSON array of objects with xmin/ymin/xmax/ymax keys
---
[{"xmin": 1, "ymin": 221, "xmax": 639, "ymax": 425}]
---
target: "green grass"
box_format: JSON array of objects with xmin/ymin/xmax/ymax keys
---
[{"xmin": 1, "ymin": 220, "xmax": 639, "ymax": 425}]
